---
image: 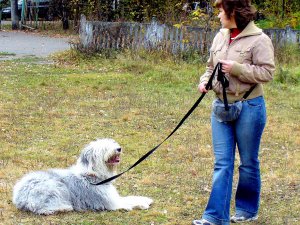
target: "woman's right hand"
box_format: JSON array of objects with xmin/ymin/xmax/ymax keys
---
[{"xmin": 198, "ymin": 82, "xmax": 208, "ymax": 93}]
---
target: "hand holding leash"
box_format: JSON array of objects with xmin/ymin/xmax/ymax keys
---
[
  {"xmin": 198, "ymin": 82, "xmax": 208, "ymax": 93},
  {"xmin": 218, "ymin": 59, "xmax": 234, "ymax": 74}
]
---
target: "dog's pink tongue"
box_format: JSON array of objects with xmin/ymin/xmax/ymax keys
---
[
  {"xmin": 109, "ymin": 155, "xmax": 120, "ymax": 163},
  {"xmin": 114, "ymin": 155, "xmax": 120, "ymax": 163}
]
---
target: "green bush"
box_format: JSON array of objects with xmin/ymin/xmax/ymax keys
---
[
  {"xmin": 256, "ymin": 12, "xmax": 300, "ymax": 29},
  {"xmin": 274, "ymin": 43, "xmax": 300, "ymax": 85},
  {"xmin": 275, "ymin": 43, "xmax": 300, "ymax": 65},
  {"xmin": 275, "ymin": 67, "xmax": 300, "ymax": 85}
]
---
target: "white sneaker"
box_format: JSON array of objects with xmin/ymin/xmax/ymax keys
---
[
  {"xmin": 192, "ymin": 219, "xmax": 216, "ymax": 225},
  {"xmin": 230, "ymin": 215, "xmax": 258, "ymax": 223}
]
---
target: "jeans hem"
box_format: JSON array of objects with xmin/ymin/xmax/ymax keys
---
[
  {"xmin": 235, "ymin": 208, "xmax": 258, "ymax": 218},
  {"xmin": 203, "ymin": 214, "xmax": 230, "ymax": 225}
]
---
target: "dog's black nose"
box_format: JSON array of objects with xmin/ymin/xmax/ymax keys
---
[{"xmin": 116, "ymin": 148, "xmax": 122, "ymax": 152}]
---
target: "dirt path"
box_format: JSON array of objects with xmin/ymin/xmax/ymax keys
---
[{"xmin": 0, "ymin": 30, "xmax": 71, "ymax": 60}]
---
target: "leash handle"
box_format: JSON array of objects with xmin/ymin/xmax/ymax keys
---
[
  {"xmin": 92, "ymin": 63, "xmax": 220, "ymax": 185},
  {"xmin": 216, "ymin": 63, "xmax": 229, "ymax": 111},
  {"xmin": 205, "ymin": 62, "xmax": 220, "ymax": 90}
]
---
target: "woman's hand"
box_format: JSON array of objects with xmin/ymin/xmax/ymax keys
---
[
  {"xmin": 219, "ymin": 59, "xmax": 235, "ymax": 74},
  {"xmin": 198, "ymin": 82, "xmax": 208, "ymax": 93}
]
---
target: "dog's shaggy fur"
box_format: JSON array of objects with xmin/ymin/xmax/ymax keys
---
[{"xmin": 13, "ymin": 139, "xmax": 153, "ymax": 215}]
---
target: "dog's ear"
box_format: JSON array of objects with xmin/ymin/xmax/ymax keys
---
[
  {"xmin": 80, "ymin": 148, "xmax": 91, "ymax": 167},
  {"xmin": 80, "ymin": 146, "xmax": 97, "ymax": 173}
]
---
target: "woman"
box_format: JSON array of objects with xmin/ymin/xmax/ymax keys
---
[{"xmin": 192, "ymin": 0, "xmax": 275, "ymax": 225}]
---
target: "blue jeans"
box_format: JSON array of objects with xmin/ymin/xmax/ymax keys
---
[{"xmin": 202, "ymin": 96, "xmax": 266, "ymax": 225}]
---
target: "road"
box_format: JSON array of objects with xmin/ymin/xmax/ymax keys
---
[{"xmin": 0, "ymin": 30, "xmax": 71, "ymax": 60}]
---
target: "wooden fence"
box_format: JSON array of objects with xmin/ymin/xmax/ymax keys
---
[{"xmin": 79, "ymin": 15, "xmax": 300, "ymax": 54}]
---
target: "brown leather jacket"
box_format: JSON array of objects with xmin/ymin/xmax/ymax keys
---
[{"xmin": 200, "ymin": 21, "xmax": 275, "ymax": 103}]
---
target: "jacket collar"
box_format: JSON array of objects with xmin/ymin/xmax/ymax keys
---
[{"xmin": 220, "ymin": 21, "xmax": 262, "ymax": 39}]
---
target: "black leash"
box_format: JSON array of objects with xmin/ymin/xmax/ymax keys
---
[
  {"xmin": 217, "ymin": 63, "xmax": 230, "ymax": 110},
  {"xmin": 92, "ymin": 63, "xmax": 221, "ymax": 185}
]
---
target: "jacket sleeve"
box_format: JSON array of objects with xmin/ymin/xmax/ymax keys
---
[
  {"xmin": 230, "ymin": 34, "xmax": 275, "ymax": 83},
  {"xmin": 199, "ymin": 51, "xmax": 214, "ymax": 85},
  {"xmin": 199, "ymin": 32, "xmax": 221, "ymax": 85}
]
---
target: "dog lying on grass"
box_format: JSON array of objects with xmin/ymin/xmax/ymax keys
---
[{"xmin": 13, "ymin": 139, "xmax": 153, "ymax": 215}]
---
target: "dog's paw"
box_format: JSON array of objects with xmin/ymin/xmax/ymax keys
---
[
  {"xmin": 143, "ymin": 197, "xmax": 153, "ymax": 206},
  {"xmin": 120, "ymin": 196, "xmax": 153, "ymax": 210},
  {"xmin": 133, "ymin": 196, "xmax": 153, "ymax": 210}
]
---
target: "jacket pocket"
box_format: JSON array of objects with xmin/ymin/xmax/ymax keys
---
[
  {"xmin": 213, "ymin": 46, "xmax": 224, "ymax": 57},
  {"xmin": 235, "ymin": 47, "xmax": 252, "ymax": 63}
]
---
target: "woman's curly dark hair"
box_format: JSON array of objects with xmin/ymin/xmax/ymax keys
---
[{"xmin": 215, "ymin": 0, "xmax": 257, "ymax": 30}]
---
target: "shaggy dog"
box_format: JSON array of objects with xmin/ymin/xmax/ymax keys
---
[{"xmin": 13, "ymin": 139, "xmax": 153, "ymax": 215}]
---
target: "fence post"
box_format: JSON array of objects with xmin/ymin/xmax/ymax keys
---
[
  {"xmin": 80, "ymin": 14, "xmax": 94, "ymax": 49},
  {"xmin": 285, "ymin": 25, "xmax": 297, "ymax": 44},
  {"xmin": 79, "ymin": 14, "xmax": 86, "ymax": 47}
]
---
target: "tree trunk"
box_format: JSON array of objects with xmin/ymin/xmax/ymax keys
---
[
  {"xmin": 0, "ymin": 4, "xmax": 2, "ymax": 30},
  {"xmin": 282, "ymin": 0, "xmax": 285, "ymax": 19},
  {"xmin": 11, "ymin": 0, "xmax": 19, "ymax": 29},
  {"xmin": 61, "ymin": 0, "xmax": 69, "ymax": 30}
]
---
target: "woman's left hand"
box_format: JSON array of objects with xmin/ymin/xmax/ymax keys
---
[{"xmin": 219, "ymin": 59, "xmax": 235, "ymax": 74}]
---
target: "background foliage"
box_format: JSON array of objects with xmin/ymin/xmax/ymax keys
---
[{"xmin": 52, "ymin": 0, "xmax": 300, "ymax": 29}]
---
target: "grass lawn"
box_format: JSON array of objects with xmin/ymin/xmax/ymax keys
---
[
  {"xmin": 0, "ymin": 50, "xmax": 299, "ymax": 225},
  {"xmin": 0, "ymin": 51, "xmax": 16, "ymax": 57}
]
